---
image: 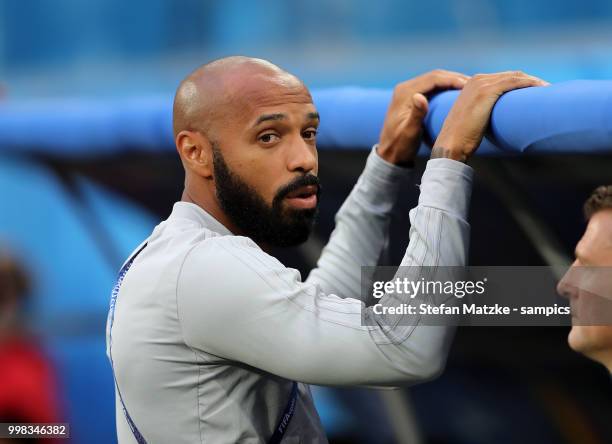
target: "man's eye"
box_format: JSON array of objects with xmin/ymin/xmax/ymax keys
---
[
  {"xmin": 259, "ymin": 133, "xmax": 280, "ymax": 143},
  {"xmin": 303, "ymin": 130, "xmax": 317, "ymax": 140}
]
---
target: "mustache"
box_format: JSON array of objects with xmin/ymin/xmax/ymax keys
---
[{"xmin": 275, "ymin": 174, "xmax": 321, "ymax": 202}]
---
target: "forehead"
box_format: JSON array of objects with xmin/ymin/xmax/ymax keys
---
[{"xmin": 224, "ymin": 72, "xmax": 315, "ymax": 124}]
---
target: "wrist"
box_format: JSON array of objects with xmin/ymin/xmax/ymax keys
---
[
  {"xmin": 376, "ymin": 143, "xmax": 416, "ymax": 168},
  {"xmin": 430, "ymin": 145, "xmax": 468, "ymax": 163}
]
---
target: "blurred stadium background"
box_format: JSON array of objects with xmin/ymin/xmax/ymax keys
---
[{"xmin": 1, "ymin": 1, "xmax": 612, "ymax": 443}]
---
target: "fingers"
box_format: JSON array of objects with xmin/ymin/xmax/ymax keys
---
[
  {"xmin": 393, "ymin": 69, "xmax": 470, "ymax": 98},
  {"xmin": 432, "ymin": 70, "xmax": 471, "ymax": 90},
  {"xmin": 471, "ymin": 71, "xmax": 549, "ymax": 95},
  {"xmin": 492, "ymin": 70, "xmax": 549, "ymax": 86},
  {"xmin": 492, "ymin": 73, "xmax": 549, "ymax": 94},
  {"xmin": 416, "ymin": 69, "xmax": 470, "ymax": 93}
]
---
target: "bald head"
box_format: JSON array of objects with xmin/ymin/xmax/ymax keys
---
[
  {"xmin": 174, "ymin": 56, "xmax": 320, "ymax": 247},
  {"xmin": 172, "ymin": 56, "xmax": 307, "ymax": 139}
]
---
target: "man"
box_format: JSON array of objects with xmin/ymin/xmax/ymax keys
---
[
  {"xmin": 106, "ymin": 57, "xmax": 545, "ymax": 443},
  {"xmin": 558, "ymin": 186, "xmax": 612, "ymax": 372}
]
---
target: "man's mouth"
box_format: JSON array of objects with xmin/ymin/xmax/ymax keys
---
[{"xmin": 284, "ymin": 185, "xmax": 318, "ymax": 209}]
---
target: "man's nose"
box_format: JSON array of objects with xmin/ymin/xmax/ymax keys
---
[{"xmin": 287, "ymin": 138, "xmax": 317, "ymax": 174}]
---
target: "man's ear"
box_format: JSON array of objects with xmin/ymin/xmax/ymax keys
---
[{"xmin": 175, "ymin": 130, "xmax": 213, "ymax": 179}]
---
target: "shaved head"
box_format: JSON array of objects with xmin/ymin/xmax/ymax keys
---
[{"xmin": 173, "ymin": 56, "xmax": 307, "ymax": 139}]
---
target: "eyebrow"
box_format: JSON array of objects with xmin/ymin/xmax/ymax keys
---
[
  {"xmin": 252, "ymin": 111, "xmax": 320, "ymax": 128},
  {"xmin": 253, "ymin": 113, "xmax": 286, "ymax": 127},
  {"xmin": 307, "ymin": 112, "xmax": 320, "ymax": 122}
]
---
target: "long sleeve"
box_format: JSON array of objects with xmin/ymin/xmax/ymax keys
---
[
  {"xmin": 306, "ymin": 146, "xmax": 413, "ymax": 301},
  {"xmin": 176, "ymin": 155, "xmax": 473, "ymax": 387}
]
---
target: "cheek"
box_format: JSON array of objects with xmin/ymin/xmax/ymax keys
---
[
  {"xmin": 230, "ymin": 155, "xmax": 284, "ymax": 205},
  {"xmin": 251, "ymin": 157, "xmax": 296, "ymax": 205},
  {"xmin": 257, "ymin": 170, "xmax": 290, "ymax": 206}
]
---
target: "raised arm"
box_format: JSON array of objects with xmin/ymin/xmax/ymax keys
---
[{"xmin": 308, "ymin": 70, "xmax": 469, "ymax": 300}]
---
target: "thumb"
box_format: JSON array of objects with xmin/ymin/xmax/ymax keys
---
[{"xmin": 411, "ymin": 93, "xmax": 429, "ymax": 121}]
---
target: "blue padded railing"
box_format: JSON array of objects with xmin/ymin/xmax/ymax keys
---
[{"xmin": 0, "ymin": 80, "xmax": 611, "ymax": 157}]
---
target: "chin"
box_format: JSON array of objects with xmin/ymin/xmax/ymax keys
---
[
  {"xmin": 568, "ymin": 325, "xmax": 589, "ymax": 353},
  {"xmin": 277, "ymin": 230, "xmax": 312, "ymax": 247},
  {"xmin": 568, "ymin": 325, "xmax": 612, "ymax": 356}
]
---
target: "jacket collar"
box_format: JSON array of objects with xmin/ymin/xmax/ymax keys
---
[{"xmin": 169, "ymin": 201, "xmax": 233, "ymax": 236}]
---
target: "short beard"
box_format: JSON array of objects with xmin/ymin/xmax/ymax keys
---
[{"xmin": 211, "ymin": 143, "xmax": 320, "ymax": 247}]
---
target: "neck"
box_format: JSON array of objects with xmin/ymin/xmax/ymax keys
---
[
  {"xmin": 181, "ymin": 185, "xmax": 240, "ymax": 236},
  {"xmin": 584, "ymin": 349, "xmax": 612, "ymax": 373},
  {"xmin": 181, "ymin": 187, "xmax": 275, "ymax": 252}
]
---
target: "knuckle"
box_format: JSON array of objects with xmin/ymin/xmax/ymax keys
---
[
  {"xmin": 393, "ymin": 84, "xmax": 405, "ymax": 96},
  {"xmin": 475, "ymin": 88, "xmax": 490, "ymax": 99},
  {"xmin": 463, "ymin": 79, "xmax": 477, "ymax": 90},
  {"xmin": 471, "ymin": 76, "xmax": 487, "ymax": 86},
  {"xmin": 475, "ymin": 82, "xmax": 494, "ymax": 95}
]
